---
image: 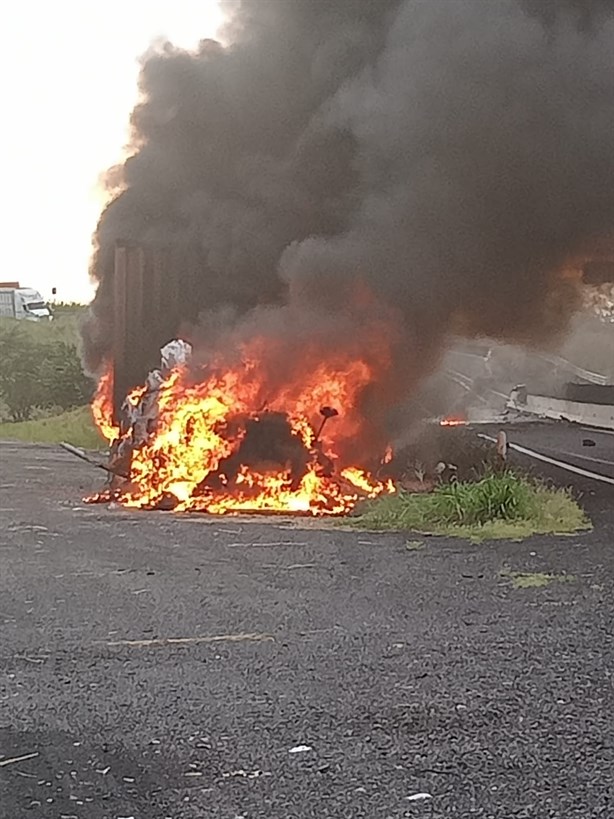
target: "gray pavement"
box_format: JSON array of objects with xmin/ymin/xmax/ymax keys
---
[
  {"xmin": 478, "ymin": 420, "xmax": 614, "ymax": 527},
  {"xmin": 1, "ymin": 440, "xmax": 613, "ymax": 818},
  {"xmin": 499, "ymin": 421, "xmax": 614, "ymax": 479}
]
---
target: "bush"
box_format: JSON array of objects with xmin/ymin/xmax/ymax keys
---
[
  {"xmin": 0, "ymin": 318, "xmax": 93, "ymax": 422},
  {"xmin": 429, "ymin": 472, "xmax": 534, "ymax": 526},
  {"xmin": 353, "ymin": 471, "xmax": 590, "ymax": 540}
]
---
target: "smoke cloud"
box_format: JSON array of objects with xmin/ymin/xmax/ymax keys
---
[{"xmin": 85, "ymin": 0, "xmax": 614, "ymax": 424}]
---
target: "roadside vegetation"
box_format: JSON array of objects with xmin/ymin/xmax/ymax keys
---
[
  {"xmin": 353, "ymin": 471, "xmax": 590, "ymax": 541},
  {"xmin": 0, "ymin": 306, "xmax": 103, "ymax": 449},
  {"xmin": 499, "ymin": 569, "xmax": 576, "ymax": 589},
  {"xmin": 0, "ymin": 406, "xmax": 105, "ymax": 450},
  {"xmin": 0, "ymin": 305, "xmax": 94, "ymax": 424}
]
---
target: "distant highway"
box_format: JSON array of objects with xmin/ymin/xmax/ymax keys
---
[{"xmin": 448, "ymin": 346, "xmax": 609, "ymax": 387}]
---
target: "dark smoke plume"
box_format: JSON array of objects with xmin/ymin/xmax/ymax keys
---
[{"xmin": 85, "ymin": 0, "xmax": 614, "ymax": 417}]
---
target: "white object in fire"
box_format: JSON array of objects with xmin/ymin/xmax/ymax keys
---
[
  {"xmin": 132, "ymin": 369, "xmax": 165, "ymax": 446},
  {"xmin": 122, "ymin": 339, "xmax": 192, "ymax": 448},
  {"xmin": 161, "ymin": 339, "xmax": 192, "ymax": 372}
]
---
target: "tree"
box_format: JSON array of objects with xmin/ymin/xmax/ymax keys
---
[
  {"xmin": 40, "ymin": 340, "xmax": 93, "ymax": 410},
  {"xmin": 0, "ymin": 319, "xmax": 94, "ymax": 422},
  {"xmin": 0, "ymin": 323, "xmax": 46, "ymax": 421}
]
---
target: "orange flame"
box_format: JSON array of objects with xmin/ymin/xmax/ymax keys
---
[
  {"xmin": 126, "ymin": 384, "xmax": 148, "ymax": 406},
  {"xmin": 89, "ymin": 340, "xmax": 396, "ymax": 516},
  {"xmin": 341, "ymin": 467, "xmax": 394, "ymax": 497},
  {"xmin": 91, "ymin": 365, "xmax": 118, "ymax": 443},
  {"xmin": 439, "ymin": 415, "xmax": 468, "ymax": 427}
]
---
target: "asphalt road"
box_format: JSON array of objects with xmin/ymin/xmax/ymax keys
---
[
  {"xmin": 1, "ymin": 440, "xmax": 613, "ymax": 818},
  {"xmin": 500, "ymin": 421, "xmax": 614, "ymax": 479},
  {"xmin": 478, "ymin": 420, "xmax": 614, "ymax": 524}
]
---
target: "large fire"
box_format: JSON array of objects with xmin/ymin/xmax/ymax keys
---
[{"xmin": 90, "ymin": 339, "xmax": 396, "ymax": 516}]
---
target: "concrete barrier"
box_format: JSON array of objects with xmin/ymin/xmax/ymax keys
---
[{"xmin": 508, "ymin": 388, "xmax": 614, "ymax": 430}]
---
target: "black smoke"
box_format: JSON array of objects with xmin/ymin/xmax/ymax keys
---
[
  {"xmin": 85, "ymin": 0, "xmax": 614, "ymax": 417},
  {"xmin": 521, "ymin": 0, "xmax": 614, "ymax": 29}
]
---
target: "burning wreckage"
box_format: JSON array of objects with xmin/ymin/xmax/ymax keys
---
[
  {"xmin": 74, "ymin": 0, "xmax": 614, "ymax": 517},
  {"xmin": 69, "ymin": 340, "xmax": 397, "ymax": 516}
]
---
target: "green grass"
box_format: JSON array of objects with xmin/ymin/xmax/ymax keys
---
[
  {"xmin": 499, "ymin": 569, "xmax": 576, "ymax": 589},
  {"xmin": 0, "ymin": 405, "xmax": 106, "ymax": 450},
  {"xmin": 405, "ymin": 540, "xmax": 425, "ymax": 551},
  {"xmin": 352, "ymin": 472, "xmax": 590, "ymax": 541},
  {"xmin": 0, "ymin": 310, "xmax": 85, "ymax": 345}
]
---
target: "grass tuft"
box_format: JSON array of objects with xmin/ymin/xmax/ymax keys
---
[
  {"xmin": 0, "ymin": 406, "xmax": 105, "ymax": 450},
  {"xmin": 405, "ymin": 540, "xmax": 425, "ymax": 551},
  {"xmin": 352, "ymin": 472, "xmax": 590, "ymax": 541},
  {"xmin": 499, "ymin": 569, "xmax": 576, "ymax": 589}
]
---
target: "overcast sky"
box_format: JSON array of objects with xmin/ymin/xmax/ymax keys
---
[{"xmin": 2, "ymin": 0, "xmax": 224, "ymax": 303}]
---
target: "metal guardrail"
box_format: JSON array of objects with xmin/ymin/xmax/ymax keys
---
[
  {"xmin": 449, "ymin": 346, "xmax": 608, "ymax": 386},
  {"xmin": 536, "ymin": 354, "xmax": 608, "ymax": 386},
  {"xmin": 444, "ymin": 369, "xmax": 509, "ymax": 403}
]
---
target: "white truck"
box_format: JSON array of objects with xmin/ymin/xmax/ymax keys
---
[{"xmin": 0, "ymin": 282, "xmax": 52, "ymax": 321}]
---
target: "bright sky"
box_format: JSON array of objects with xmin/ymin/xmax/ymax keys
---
[{"xmin": 2, "ymin": 0, "xmax": 225, "ymax": 304}]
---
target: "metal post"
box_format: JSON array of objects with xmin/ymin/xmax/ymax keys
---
[{"xmin": 112, "ymin": 243, "xmax": 128, "ymax": 423}]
